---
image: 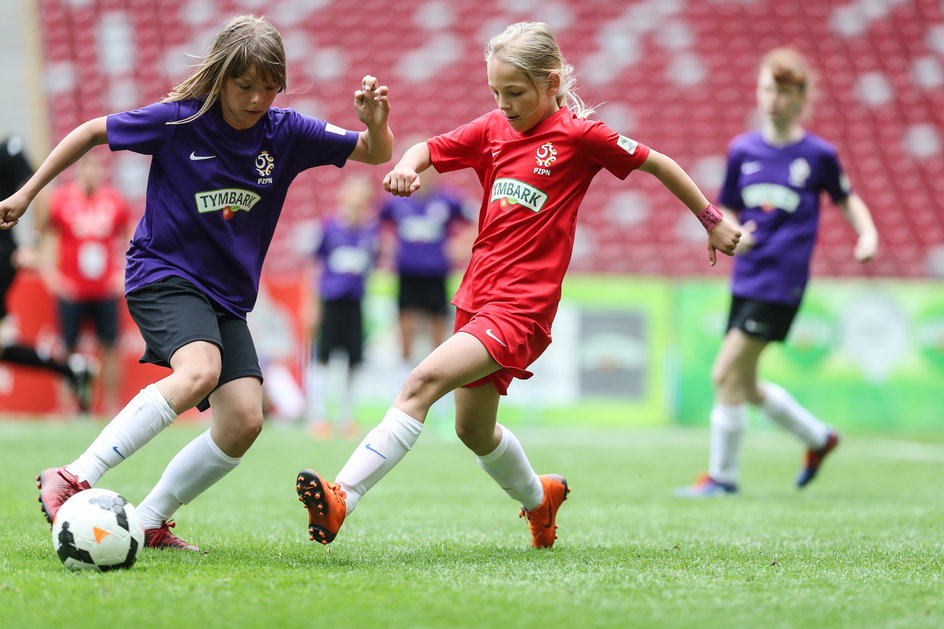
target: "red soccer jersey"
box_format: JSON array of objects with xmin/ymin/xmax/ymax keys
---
[
  {"xmin": 428, "ymin": 107, "xmax": 650, "ymax": 328},
  {"xmin": 49, "ymin": 182, "xmax": 133, "ymax": 300}
]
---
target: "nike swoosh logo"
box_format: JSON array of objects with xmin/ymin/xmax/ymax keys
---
[
  {"xmin": 112, "ymin": 446, "xmax": 126, "ymax": 460},
  {"xmin": 485, "ymin": 328, "xmax": 506, "ymax": 347},
  {"xmin": 189, "ymin": 152, "xmax": 217, "ymax": 161},
  {"xmin": 364, "ymin": 443, "xmax": 387, "ymax": 459},
  {"xmin": 491, "ymin": 151, "xmax": 501, "ymax": 157}
]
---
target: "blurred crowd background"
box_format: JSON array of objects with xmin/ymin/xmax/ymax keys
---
[{"xmin": 0, "ymin": 0, "xmax": 941, "ymax": 432}]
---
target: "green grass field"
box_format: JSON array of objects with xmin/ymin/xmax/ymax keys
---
[{"xmin": 1, "ymin": 418, "xmax": 941, "ymax": 629}]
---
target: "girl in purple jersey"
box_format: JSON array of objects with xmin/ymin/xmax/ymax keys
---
[
  {"xmin": 0, "ymin": 14, "xmax": 393, "ymax": 549},
  {"xmin": 677, "ymin": 48, "xmax": 879, "ymax": 497}
]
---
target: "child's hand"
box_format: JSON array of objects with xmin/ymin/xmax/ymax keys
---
[
  {"xmin": 853, "ymin": 230, "xmax": 877, "ymax": 263},
  {"xmin": 0, "ymin": 192, "xmax": 30, "ymax": 229},
  {"xmin": 735, "ymin": 220, "xmax": 757, "ymax": 254},
  {"xmin": 354, "ymin": 75, "xmax": 390, "ymax": 130},
  {"xmin": 383, "ymin": 165, "xmax": 421, "ymax": 197},
  {"xmin": 707, "ymin": 216, "xmax": 741, "ymax": 266}
]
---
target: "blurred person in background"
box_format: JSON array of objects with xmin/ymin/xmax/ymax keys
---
[
  {"xmin": 0, "ymin": 14, "xmax": 393, "ymax": 551},
  {"xmin": 37, "ymin": 149, "xmax": 135, "ymax": 415},
  {"xmin": 295, "ymin": 21, "xmax": 740, "ymax": 550},
  {"xmin": 305, "ymin": 174, "xmax": 379, "ymax": 439},
  {"xmin": 378, "ymin": 137, "xmax": 474, "ymax": 379},
  {"xmin": 0, "ymin": 133, "xmax": 93, "ymax": 413},
  {"xmin": 676, "ymin": 48, "xmax": 878, "ymax": 498}
]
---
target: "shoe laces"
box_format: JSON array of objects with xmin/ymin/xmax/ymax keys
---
[
  {"xmin": 53, "ymin": 470, "xmax": 85, "ymax": 500},
  {"xmin": 149, "ymin": 520, "xmax": 181, "ymax": 546},
  {"xmin": 326, "ymin": 482, "xmax": 347, "ymax": 502}
]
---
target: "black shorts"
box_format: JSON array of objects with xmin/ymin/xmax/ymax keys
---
[
  {"xmin": 57, "ymin": 297, "xmax": 120, "ymax": 350},
  {"xmin": 316, "ymin": 298, "xmax": 364, "ymax": 366},
  {"xmin": 726, "ymin": 296, "xmax": 800, "ymax": 342},
  {"xmin": 0, "ymin": 244, "xmax": 16, "ymax": 320},
  {"xmin": 126, "ymin": 276, "xmax": 261, "ymax": 411},
  {"xmin": 398, "ymin": 273, "xmax": 448, "ymax": 315}
]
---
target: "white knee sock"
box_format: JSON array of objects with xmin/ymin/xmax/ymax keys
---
[
  {"xmin": 135, "ymin": 430, "xmax": 240, "ymax": 529},
  {"xmin": 306, "ymin": 361, "xmax": 328, "ymax": 423},
  {"xmin": 708, "ymin": 403, "xmax": 747, "ymax": 485},
  {"xmin": 476, "ymin": 425, "xmax": 544, "ymax": 510},
  {"xmin": 66, "ymin": 384, "xmax": 177, "ymax": 485},
  {"xmin": 336, "ymin": 407, "xmax": 424, "ymax": 514},
  {"xmin": 759, "ymin": 381, "xmax": 830, "ymax": 448}
]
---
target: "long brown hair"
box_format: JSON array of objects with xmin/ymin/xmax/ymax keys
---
[
  {"xmin": 760, "ymin": 47, "xmax": 813, "ymax": 95},
  {"xmin": 163, "ymin": 15, "xmax": 286, "ymax": 124},
  {"xmin": 485, "ymin": 22, "xmax": 596, "ymax": 119}
]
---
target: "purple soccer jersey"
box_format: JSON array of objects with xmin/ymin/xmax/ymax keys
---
[
  {"xmin": 107, "ymin": 99, "xmax": 359, "ymax": 317},
  {"xmin": 718, "ymin": 131, "xmax": 851, "ymax": 305},
  {"xmin": 315, "ymin": 216, "xmax": 379, "ymax": 301},
  {"xmin": 378, "ymin": 190, "xmax": 470, "ymax": 277}
]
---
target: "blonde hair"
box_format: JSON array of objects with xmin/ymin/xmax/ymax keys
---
[
  {"xmin": 163, "ymin": 15, "xmax": 286, "ymax": 124},
  {"xmin": 485, "ymin": 21, "xmax": 595, "ymax": 119},
  {"xmin": 760, "ymin": 47, "xmax": 813, "ymax": 95}
]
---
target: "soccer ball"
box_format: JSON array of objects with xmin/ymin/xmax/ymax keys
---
[{"xmin": 51, "ymin": 488, "xmax": 144, "ymax": 571}]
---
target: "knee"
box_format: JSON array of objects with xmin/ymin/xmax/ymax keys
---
[
  {"xmin": 177, "ymin": 364, "xmax": 222, "ymax": 400},
  {"xmin": 231, "ymin": 406, "xmax": 265, "ymax": 446},
  {"xmin": 398, "ymin": 366, "xmax": 442, "ymax": 406}
]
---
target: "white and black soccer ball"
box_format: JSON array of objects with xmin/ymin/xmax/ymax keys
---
[{"xmin": 51, "ymin": 488, "xmax": 144, "ymax": 571}]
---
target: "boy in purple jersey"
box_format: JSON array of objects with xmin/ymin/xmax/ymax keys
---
[
  {"xmin": 677, "ymin": 48, "xmax": 878, "ymax": 497},
  {"xmin": 0, "ymin": 15, "xmax": 393, "ymax": 549},
  {"xmin": 378, "ymin": 156, "xmax": 473, "ymax": 373},
  {"xmin": 306, "ymin": 176, "xmax": 379, "ymax": 439}
]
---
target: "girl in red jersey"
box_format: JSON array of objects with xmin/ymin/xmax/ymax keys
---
[{"xmin": 296, "ymin": 21, "xmax": 740, "ymax": 549}]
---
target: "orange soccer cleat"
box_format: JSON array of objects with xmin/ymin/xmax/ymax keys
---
[
  {"xmin": 519, "ymin": 474, "xmax": 570, "ymax": 549},
  {"xmin": 296, "ymin": 469, "xmax": 347, "ymax": 545}
]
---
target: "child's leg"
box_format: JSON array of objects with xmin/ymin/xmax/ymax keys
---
[
  {"xmin": 759, "ymin": 381, "xmax": 831, "ymax": 447},
  {"xmin": 458, "ymin": 385, "xmax": 544, "ymax": 509},
  {"xmin": 335, "ymin": 331, "xmax": 500, "ymax": 513},
  {"xmin": 136, "ymin": 377, "xmax": 263, "ymax": 529}
]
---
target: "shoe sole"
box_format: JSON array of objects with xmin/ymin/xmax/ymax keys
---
[{"xmin": 296, "ymin": 469, "xmax": 341, "ymax": 545}]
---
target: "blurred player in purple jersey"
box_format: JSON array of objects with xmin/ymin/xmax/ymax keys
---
[
  {"xmin": 378, "ymin": 145, "xmax": 473, "ymax": 377},
  {"xmin": 0, "ymin": 14, "xmax": 393, "ymax": 549},
  {"xmin": 677, "ymin": 48, "xmax": 878, "ymax": 497},
  {"xmin": 306, "ymin": 175, "xmax": 379, "ymax": 439}
]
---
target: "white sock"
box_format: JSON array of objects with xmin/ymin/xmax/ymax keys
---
[
  {"xmin": 708, "ymin": 403, "xmax": 747, "ymax": 485},
  {"xmin": 336, "ymin": 406, "xmax": 423, "ymax": 514},
  {"xmin": 339, "ymin": 366, "xmax": 360, "ymax": 422},
  {"xmin": 135, "ymin": 430, "xmax": 240, "ymax": 529},
  {"xmin": 759, "ymin": 381, "xmax": 830, "ymax": 448},
  {"xmin": 476, "ymin": 425, "xmax": 544, "ymax": 510},
  {"xmin": 66, "ymin": 384, "xmax": 177, "ymax": 485},
  {"xmin": 306, "ymin": 361, "xmax": 328, "ymax": 424}
]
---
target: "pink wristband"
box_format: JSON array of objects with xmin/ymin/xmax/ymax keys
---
[{"xmin": 696, "ymin": 203, "xmax": 722, "ymax": 231}]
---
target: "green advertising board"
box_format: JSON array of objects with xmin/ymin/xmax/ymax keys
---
[{"xmin": 675, "ymin": 279, "xmax": 944, "ymax": 433}]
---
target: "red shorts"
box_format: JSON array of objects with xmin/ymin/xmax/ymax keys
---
[{"xmin": 454, "ymin": 305, "xmax": 552, "ymax": 395}]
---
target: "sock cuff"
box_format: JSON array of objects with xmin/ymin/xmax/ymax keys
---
[
  {"xmin": 759, "ymin": 381, "xmax": 788, "ymax": 413},
  {"xmin": 711, "ymin": 403, "xmax": 747, "ymax": 429},
  {"xmin": 143, "ymin": 384, "xmax": 179, "ymax": 424},
  {"xmin": 385, "ymin": 406, "xmax": 424, "ymax": 437},
  {"xmin": 201, "ymin": 430, "xmax": 241, "ymax": 465},
  {"xmin": 476, "ymin": 424, "xmax": 510, "ymax": 464}
]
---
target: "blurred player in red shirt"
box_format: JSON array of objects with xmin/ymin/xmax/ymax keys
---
[
  {"xmin": 40, "ymin": 150, "xmax": 134, "ymax": 414},
  {"xmin": 296, "ymin": 21, "xmax": 740, "ymax": 550}
]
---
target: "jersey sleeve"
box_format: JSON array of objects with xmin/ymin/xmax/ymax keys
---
[
  {"xmin": 107, "ymin": 102, "xmax": 181, "ymax": 155},
  {"xmin": 428, "ymin": 113, "xmax": 490, "ymax": 175},
  {"xmin": 289, "ymin": 111, "xmax": 360, "ymax": 172},
  {"xmin": 583, "ymin": 120, "xmax": 650, "ymax": 180},
  {"xmin": 718, "ymin": 139, "xmax": 745, "ymax": 210},
  {"xmin": 820, "ymin": 145, "xmax": 852, "ymax": 204}
]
